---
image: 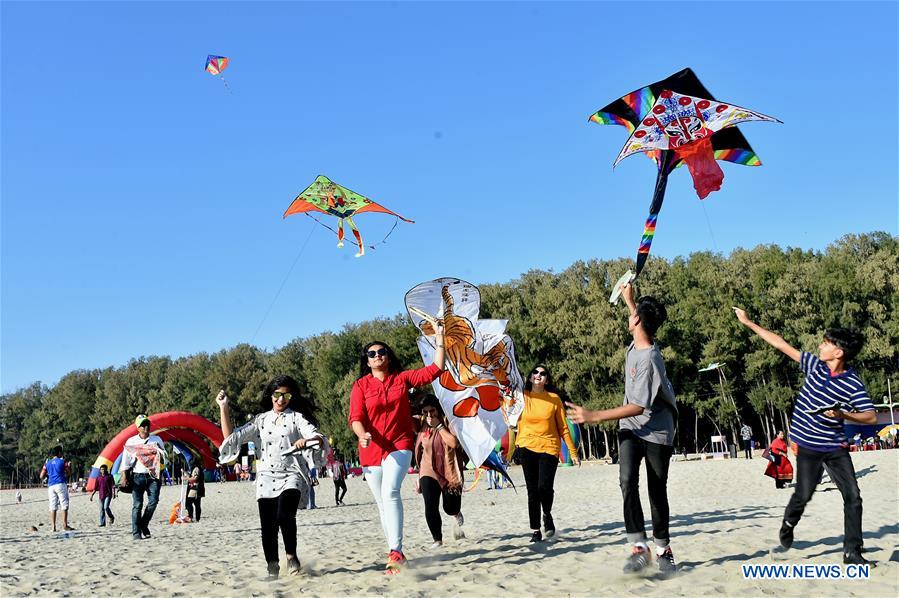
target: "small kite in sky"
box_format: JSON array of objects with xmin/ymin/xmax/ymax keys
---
[
  {"xmin": 589, "ymin": 67, "xmax": 781, "ymax": 295},
  {"xmin": 283, "ymin": 175, "xmax": 413, "ymax": 257},
  {"xmin": 205, "ymin": 55, "xmax": 230, "ymax": 90}
]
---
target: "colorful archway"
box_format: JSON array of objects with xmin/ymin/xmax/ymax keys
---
[
  {"xmin": 86, "ymin": 411, "xmax": 223, "ymax": 491},
  {"xmin": 157, "ymin": 428, "xmax": 218, "ymax": 469}
]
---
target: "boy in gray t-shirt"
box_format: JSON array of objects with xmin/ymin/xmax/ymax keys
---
[
  {"xmin": 620, "ymin": 342, "xmax": 676, "ymax": 445},
  {"xmin": 567, "ymin": 283, "xmax": 677, "ymax": 574}
]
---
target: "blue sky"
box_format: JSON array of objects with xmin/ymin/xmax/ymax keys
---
[{"xmin": 2, "ymin": 1, "xmax": 897, "ymax": 393}]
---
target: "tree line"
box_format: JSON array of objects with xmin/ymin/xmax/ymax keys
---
[{"xmin": 2, "ymin": 232, "xmax": 896, "ymax": 484}]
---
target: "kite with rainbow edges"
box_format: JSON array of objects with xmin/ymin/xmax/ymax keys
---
[
  {"xmin": 589, "ymin": 68, "xmax": 780, "ymax": 278},
  {"xmin": 205, "ymin": 55, "xmax": 230, "ymax": 90},
  {"xmin": 283, "ymin": 175, "xmax": 413, "ymax": 257}
]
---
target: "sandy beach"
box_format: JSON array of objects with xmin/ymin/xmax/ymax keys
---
[{"xmin": 1, "ymin": 450, "xmax": 896, "ymax": 597}]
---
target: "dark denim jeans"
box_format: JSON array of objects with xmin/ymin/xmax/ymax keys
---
[
  {"xmin": 131, "ymin": 473, "xmax": 161, "ymax": 538},
  {"xmin": 784, "ymin": 446, "xmax": 864, "ymax": 553},
  {"xmin": 99, "ymin": 496, "xmax": 114, "ymax": 525},
  {"xmin": 619, "ymin": 429, "xmax": 674, "ymax": 545}
]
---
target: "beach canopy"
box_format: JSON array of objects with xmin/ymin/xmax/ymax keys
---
[{"xmin": 877, "ymin": 424, "xmax": 899, "ymax": 439}]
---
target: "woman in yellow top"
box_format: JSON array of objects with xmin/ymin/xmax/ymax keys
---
[{"xmin": 515, "ymin": 364, "xmax": 579, "ymax": 542}]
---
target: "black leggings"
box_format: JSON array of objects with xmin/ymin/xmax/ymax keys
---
[
  {"xmin": 186, "ymin": 497, "xmax": 202, "ymax": 521},
  {"xmin": 518, "ymin": 447, "xmax": 559, "ymax": 530},
  {"xmin": 257, "ymin": 489, "xmax": 301, "ymax": 564},
  {"xmin": 334, "ymin": 479, "xmax": 347, "ymax": 504},
  {"xmin": 419, "ymin": 476, "xmax": 461, "ymax": 541}
]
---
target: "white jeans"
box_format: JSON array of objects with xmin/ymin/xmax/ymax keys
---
[{"xmin": 363, "ymin": 450, "xmax": 411, "ymax": 552}]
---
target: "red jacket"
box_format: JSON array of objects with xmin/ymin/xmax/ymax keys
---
[{"xmin": 349, "ymin": 364, "xmax": 441, "ymax": 466}]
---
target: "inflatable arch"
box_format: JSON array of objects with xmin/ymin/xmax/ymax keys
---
[{"xmin": 86, "ymin": 411, "xmax": 223, "ymax": 491}]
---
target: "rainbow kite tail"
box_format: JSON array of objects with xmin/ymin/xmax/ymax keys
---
[
  {"xmin": 345, "ymin": 217, "xmax": 364, "ymax": 257},
  {"xmin": 635, "ymin": 214, "xmax": 658, "ymax": 276}
]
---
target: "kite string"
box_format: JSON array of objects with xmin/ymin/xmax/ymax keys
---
[
  {"xmin": 699, "ymin": 201, "xmax": 720, "ymax": 254},
  {"xmin": 699, "ymin": 200, "xmax": 735, "ymax": 313},
  {"xmin": 303, "ymin": 212, "xmax": 400, "ymax": 251},
  {"xmin": 250, "ymin": 224, "xmax": 316, "ymax": 344}
]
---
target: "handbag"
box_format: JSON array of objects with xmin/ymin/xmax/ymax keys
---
[
  {"xmin": 118, "ymin": 469, "xmax": 134, "ymax": 494},
  {"xmin": 761, "ymin": 448, "xmax": 773, "ymax": 462}
]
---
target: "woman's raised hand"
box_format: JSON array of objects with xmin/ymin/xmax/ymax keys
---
[{"xmin": 215, "ymin": 390, "xmax": 229, "ymax": 408}]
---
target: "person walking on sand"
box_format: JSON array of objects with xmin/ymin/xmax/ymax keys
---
[
  {"xmin": 330, "ymin": 453, "xmax": 348, "ymax": 506},
  {"xmin": 185, "ymin": 462, "xmax": 205, "ymax": 521},
  {"xmin": 89, "ymin": 464, "xmax": 116, "ymax": 526},
  {"xmin": 40, "ymin": 445, "xmax": 74, "ymax": 532},
  {"xmin": 740, "ymin": 423, "xmax": 753, "ymax": 459},
  {"xmin": 515, "ymin": 364, "xmax": 579, "ymax": 543},
  {"xmin": 216, "ymin": 376, "xmax": 325, "ymax": 579},
  {"xmin": 733, "ymin": 309, "xmax": 877, "ymax": 567},
  {"xmin": 304, "ymin": 449, "xmax": 318, "ymax": 510},
  {"xmin": 764, "ymin": 431, "xmax": 793, "ymax": 489},
  {"xmin": 349, "ymin": 331, "xmax": 445, "ymax": 575},
  {"xmin": 567, "ymin": 283, "xmax": 677, "ymax": 574},
  {"xmin": 119, "ymin": 414, "xmax": 166, "ymax": 540},
  {"xmin": 414, "ymin": 395, "xmax": 465, "ymax": 549}
]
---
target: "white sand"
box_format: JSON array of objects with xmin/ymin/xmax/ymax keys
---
[{"xmin": 1, "ymin": 450, "xmax": 896, "ymax": 596}]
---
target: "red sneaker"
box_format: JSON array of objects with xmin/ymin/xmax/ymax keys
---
[{"xmin": 385, "ymin": 550, "xmax": 407, "ymax": 575}]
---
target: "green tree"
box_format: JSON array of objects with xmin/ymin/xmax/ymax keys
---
[{"xmin": 0, "ymin": 382, "xmax": 47, "ymax": 485}]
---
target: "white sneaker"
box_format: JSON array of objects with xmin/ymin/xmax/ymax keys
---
[
  {"xmin": 429, "ymin": 540, "xmax": 443, "ymax": 549},
  {"xmin": 453, "ymin": 512, "xmax": 466, "ymax": 539}
]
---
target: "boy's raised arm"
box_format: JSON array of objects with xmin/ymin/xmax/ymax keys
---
[
  {"xmin": 732, "ymin": 308, "xmax": 801, "ymax": 363},
  {"xmin": 621, "ymin": 283, "xmax": 637, "ymax": 315}
]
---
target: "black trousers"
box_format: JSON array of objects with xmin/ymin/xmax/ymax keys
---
[
  {"xmin": 186, "ymin": 496, "xmax": 202, "ymax": 521},
  {"xmin": 257, "ymin": 489, "xmax": 301, "ymax": 564},
  {"xmin": 743, "ymin": 439, "xmax": 753, "ymax": 459},
  {"xmin": 419, "ymin": 476, "xmax": 461, "ymax": 541},
  {"xmin": 333, "ymin": 479, "xmax": 347, "ymax": 504},
  {"xmin": 619, "ymin": 430, "xmax": 674, "ymax": 545},
  {"xmin": 518, "ymin": 447, "xmax": 559, "ymax": 530},
  {"xmin": 784, "ymin": 446, "xmax": 863, "ymax": 553}
]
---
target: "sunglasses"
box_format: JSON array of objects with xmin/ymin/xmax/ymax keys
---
[
  {"xmin": 366, "ymin": 348, "xmax": 388, "ymax": 358},
  {"xmin": 272, "ymin": 391, "xmax": 292, "ymax": 401},
  {"xmin": 532, "ymin": 370, "xmax": 547, "ymax": 377}
]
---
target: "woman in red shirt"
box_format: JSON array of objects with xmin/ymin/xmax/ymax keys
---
[
  {"xmin": 349, "ymin": 329, "xmax": 445, "ymax": 574},
  {"xmin": 764, "ymin": 430, "xmax": 794, "ymax": 489}
]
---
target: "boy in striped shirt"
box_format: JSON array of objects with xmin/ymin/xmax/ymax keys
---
[{"xmin": 733, "ymin": 308, "xmax": 876, "ymax": 567}]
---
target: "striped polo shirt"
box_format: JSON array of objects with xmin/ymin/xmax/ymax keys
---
[{"xmin": 790, "ymin": 352, "xmax": 874, "ymax": 452}]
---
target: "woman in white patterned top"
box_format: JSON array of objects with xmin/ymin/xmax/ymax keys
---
[{"xmin": 216, "ymin": 375, "xmax": 325, "ymax": 579}]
